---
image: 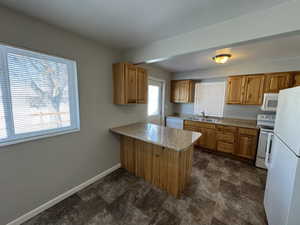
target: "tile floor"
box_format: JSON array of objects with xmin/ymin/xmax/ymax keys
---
[{"xmin": 23, "ymin": 149, "xmax": 267, "ymax": 225}]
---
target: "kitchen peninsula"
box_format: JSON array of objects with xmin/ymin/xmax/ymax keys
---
[{"xmin": 110, "ymin": 123, "xmax": 201, "ymax": 197}]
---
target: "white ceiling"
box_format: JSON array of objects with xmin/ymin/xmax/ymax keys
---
[
  {"xmin": 0, "ymin": 0, "xmax": 286, "ymax": 49},
  {"xmin": 154, "ymin": 32, "xmax": 300, "ymax": 73}
]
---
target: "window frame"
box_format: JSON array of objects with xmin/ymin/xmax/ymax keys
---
[{"xmin": 0, "ymin": 44, "xmax": 80, "ymax": 147}]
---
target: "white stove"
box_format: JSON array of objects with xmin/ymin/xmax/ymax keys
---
[{"xmin": 256, "ymin": 114, "xmax": 276, "ymax": 169}]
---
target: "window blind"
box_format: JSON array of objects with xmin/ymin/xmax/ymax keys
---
[
  {"xmin": 0, "ymin": 44, "xmax": 80, "ymax": 146},
  {"xmin": 0, "ymin": 84, "xmax": 6, "ymax": 139},
  {"xmin": 194, "ymin": 81, "xmax": 225, "ymax": 117}
]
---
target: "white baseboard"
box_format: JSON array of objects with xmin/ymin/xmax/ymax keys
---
[{"xmin": 7, "ymin": 163, "xmax": 121, "ymax": 225}]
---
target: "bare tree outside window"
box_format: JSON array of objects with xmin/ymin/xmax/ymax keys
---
[
  {"xmin": 29, "ymin": 59, "xmax": 68, "ymax": 127},
  {"xmin": 7, "ymin": 53, "xmax": 71, "ymax": 134}
]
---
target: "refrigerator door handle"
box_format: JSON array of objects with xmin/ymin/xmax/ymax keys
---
[{"xmin": 265, "ymin": 133, "xmax": 274, "ymax": 169}]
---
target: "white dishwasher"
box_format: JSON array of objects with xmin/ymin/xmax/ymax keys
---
[{"xmin": 166, "ymin": 117, "xmax": 184, "ymax": 129}]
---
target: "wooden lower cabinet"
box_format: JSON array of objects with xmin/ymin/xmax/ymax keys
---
[
  {"xmin": 184, "ymin": 122, "xmax": 216, "ymax": 150},
  {"xmin": 217, "ymin": 141, "xmax": 235, "ymax": 154},
  {"xmin": 236, "ymin": 128, "xmax": 259, "ymax": 159},
  {"xmin": 120, "ymin": 136, "xmax": 193, "ymax": 197},
  {"xmin": 204, "ymin": 128, "xmax": 217, "ymax": 150},
  {"xmin": 184, "ymin": 121, "xmax": 258, "ymax": 160}
]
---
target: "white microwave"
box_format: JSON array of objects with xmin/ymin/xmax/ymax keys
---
[{"xmin": 261, "ymin": 93, "xmax": 278, "ymax": 112}]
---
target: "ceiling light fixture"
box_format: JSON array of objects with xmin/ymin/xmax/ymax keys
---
[{"xmin": 212, "ymin": 54, "xmax": 232, "ymax": 64}]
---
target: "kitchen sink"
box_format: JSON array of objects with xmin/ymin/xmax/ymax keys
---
[{"xmin": 187, "ymin": 116, "xmax": 220, "ymax": 123}]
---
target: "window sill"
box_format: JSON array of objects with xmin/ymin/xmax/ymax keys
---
[{"xmin": 0, "ymin": 128, "xmax": 80, "ymax": 148}]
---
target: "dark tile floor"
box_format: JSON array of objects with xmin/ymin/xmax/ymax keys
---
[{"xmin": 23, "ymin": 149, "xmax": 267, "ymax": 225}]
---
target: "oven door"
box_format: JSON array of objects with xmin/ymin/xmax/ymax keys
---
[{"xmin": 256, "ymin": 129, "xmax": 273, "ymax": 169}]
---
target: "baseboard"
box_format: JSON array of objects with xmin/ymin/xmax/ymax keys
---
[{"xmin": 7, "ymin": 163, "xmax": 121, "ymax": 225}]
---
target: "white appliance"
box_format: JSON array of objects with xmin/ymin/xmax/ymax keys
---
[
  {"xmin": 166, "ymin": 117, "xmax": 183, "ymax": 129},
  {"xmin": 261, "ymin": 93, "xmax": 279, "ymax": 112},
  {"xmin": 256, "ymin": 114, "xmax": 276, "ymax": 169},
  {"xmin": 264, "ymin": 87, "xmax": 300, "ymax": 225}
]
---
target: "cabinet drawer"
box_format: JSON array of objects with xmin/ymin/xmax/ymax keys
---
[
  {"xmin": 216, "ymin": 125, "xmax": 237, "ymax": 133},
  {"xmin": 239, "ymin": 128, "xmax": 258, "ymax": 136},
  {"xmin": 216, "ymin": 132, "xmax": 235, "ymax": 143},
  {"xmin": 217, "ymin": 141, "xmax": 235, "ymax": 153},
  {"xmin": 184, "ymin": 120, "xmax": 216, "ymax": 129}
]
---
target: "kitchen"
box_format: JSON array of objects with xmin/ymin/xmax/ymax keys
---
[{"xmin": 1, "ymin": 1, "xmax": 300, "ymax": 225}]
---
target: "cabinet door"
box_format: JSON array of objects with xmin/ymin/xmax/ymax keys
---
[
  {"xmin": 171, "ymin": 81, "xmax": 179, "ymax": 103},
  {"xmin": 236, "ymin": 134, "xmax": 257, "ymax": 159},
  {"xmin": 265, "ymin": 73, "xmax": 291, "ymax": 93},
  {"xmin": 198, "ymin": 128, "xmax": 206, "ymax": 148},
  {"xmin": 171, "ymin": 80, "xmax": 194, "ymax": 103},
  {"xmin": 226, "ymin": 76, "xmax": 244, "ymax": 104},
  {"xmin": 217, "ymin": 141, "xmax": 235, "ymax": 154},
  {"xmin": 137, "ymin": 68, "xmax": 148, "ymax": 104},
  {"xmin": 204, "ymin": 128, "xmax": 216, "ymax": 150},
  {"xmin": 243, "ymin": 75, "xmax": 265, "ymax": 105},
  {"xmin": 294, "ymin": 73, "xmax": 300, "ymax": 87},
  {"xmin": 179, "ymin": 81, "xmax": 189, "ymax": 102},
  {"xmin": 126, "ymin": 64, "xmax": 137, "ymax": 103}
]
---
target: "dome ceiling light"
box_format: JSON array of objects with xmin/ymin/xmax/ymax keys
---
[{"xmin": 212, "ymin": 54, "xmax": 232, "ymax": 64}]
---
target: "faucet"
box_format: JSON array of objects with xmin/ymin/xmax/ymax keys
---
[{"xmin": 201, "ymin": 111, "xmax": 206, "ymax": 118}]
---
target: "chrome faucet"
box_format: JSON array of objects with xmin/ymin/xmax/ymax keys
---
[{"xmin": 201, "ymin": 111, "xmax": 206, "ymax": 118}]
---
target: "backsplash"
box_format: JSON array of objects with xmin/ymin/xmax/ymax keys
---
[{"xmin": 173, "ymin": 103, "xmax": 267, "ymax": 120}]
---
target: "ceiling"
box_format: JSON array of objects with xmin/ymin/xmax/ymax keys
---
[
  {"xmin": 0, "ymin": 0, "xmax": 286, "ymax": 49},
  {"xmin": 154, "ymin": 32, "xmax": 300, "ymax": 73}
]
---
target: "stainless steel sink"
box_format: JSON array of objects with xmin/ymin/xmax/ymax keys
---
[{"xmin": 187, "ymin": 116, "xmax": 219, "ymax": 123}]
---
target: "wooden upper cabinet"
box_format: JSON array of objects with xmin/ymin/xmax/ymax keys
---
[
  {"xmin": 137, "ymin": 67, "xmax": 148, "ymax": 104},
  {"xmin": 264, "ymin": 73, "xmax": 292, "ymax": 93},
  {"xmin": 243, "ymin": 75, "xmax": 265, "ymax": 105},
  {"xmin": 126, "ymin": 64, "xmax": 138, "ymax": 103},
  {"xmin": 113, "ymin": 63, "xmax": 148, "ymax": 104},
  {"xmin": 226, "ymin": 76, "xmax": 244, "ymax": 104},
  {"xmin": 294, "ymin": 72, "xmax": 300, "ymax": 87},
  {"xmin": 171, "ymin": 80, "xmax": 194, "ymax": 103}
]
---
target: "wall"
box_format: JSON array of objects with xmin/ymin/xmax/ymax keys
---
[
  {"xmin": 0, "ymin": 7, "xmax": 171, "ymax": 225},
  {"xmin": 173, "ymin": 78, "xmax": 262, "ymax": 120}
]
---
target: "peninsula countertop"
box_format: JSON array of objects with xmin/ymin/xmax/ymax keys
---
[{"xmin": 110, "ymin": 122, "xmax": 201, "ymax": 151}]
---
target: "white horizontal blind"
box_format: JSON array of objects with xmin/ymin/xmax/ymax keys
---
[
  {"xmin": 0, "ymin": 83, "xmax": 7, "ymax": 139},
  {"xmin": 0, "ymin": 44, "xmax": 80, "ymax": 146},
  {"xmin": 194, "ymin": 81, "xmax": 226, "ymax": 117}
]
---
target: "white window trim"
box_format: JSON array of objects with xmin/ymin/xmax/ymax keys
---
[
  {"xmin": 0, "ymin": 44, "xmax": 80, "ymax": 148},
  {"xmin": 148, "ymin": 76, "xmax": 166, "ymax": 118}
]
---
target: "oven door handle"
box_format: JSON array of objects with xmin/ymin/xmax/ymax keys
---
[{"xmin": 265, "ymin": 133, "xmax": 274, "ymax": 169}]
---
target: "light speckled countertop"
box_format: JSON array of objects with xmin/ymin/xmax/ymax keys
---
[
  {"xmin": 168, "ymin": 115, "xmax": 258, "ymax": 129},
  {"xmin": 110, "ymin": 122, "xmax": 201, "ymax": 151}
]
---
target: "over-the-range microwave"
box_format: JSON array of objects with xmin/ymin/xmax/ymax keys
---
[{"xmin": 261, "ymin": 93, "xmax": 278, "ymax": 112}]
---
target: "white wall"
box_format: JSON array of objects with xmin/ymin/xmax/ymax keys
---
[{"xmin": 0, "ymin": 7, "xmax": 171, "ymax": 225}]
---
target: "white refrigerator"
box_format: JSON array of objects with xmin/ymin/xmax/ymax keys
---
[{"xmin": 264, "ymin": 86, "xmax": 300, "ymax": 225}]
